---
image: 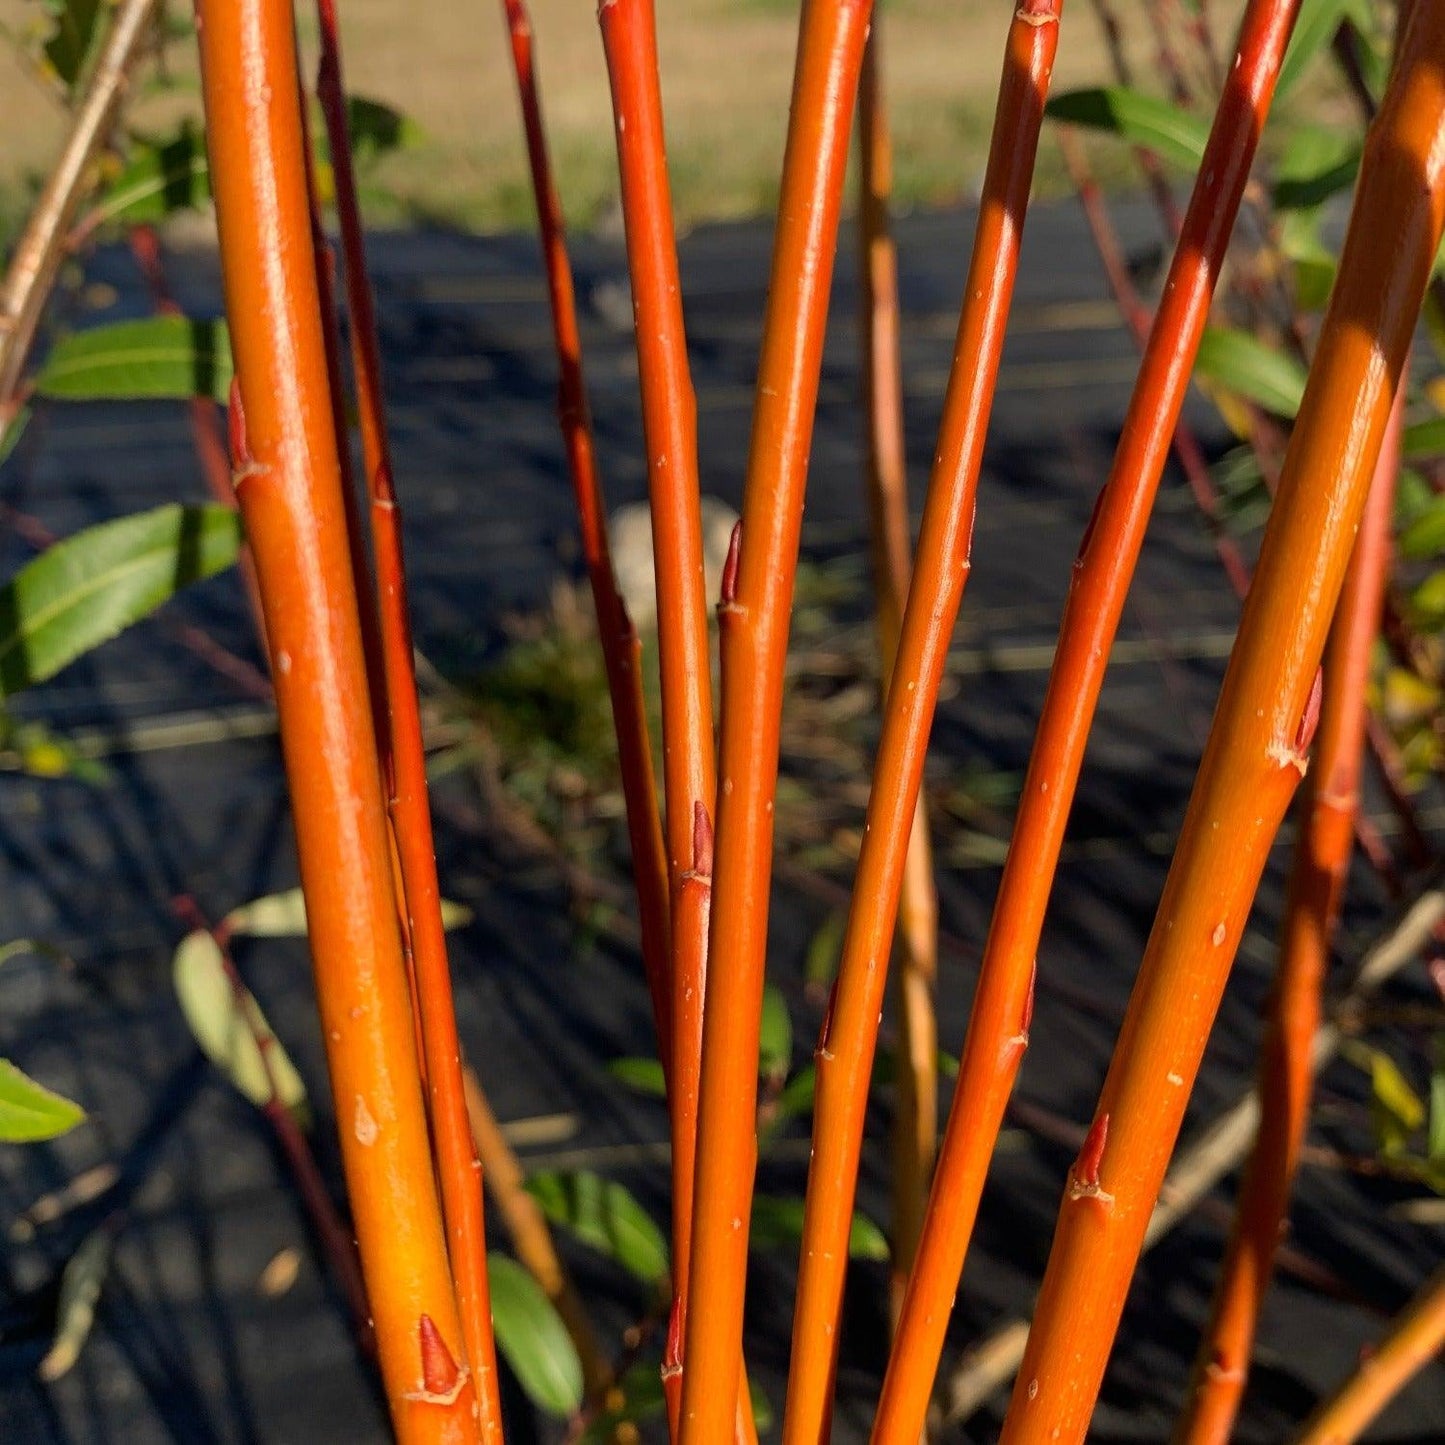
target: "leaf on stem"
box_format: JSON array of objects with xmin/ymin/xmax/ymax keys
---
[
  {"xmin": 172, "ymin": 929, "xmax": 308, "ymax": 1115},
  {"xmin": 749, "ymin": 1194, "xmax": 889, "ymax": 1262},
  {"xmin": 36, "ymin": 317, "xmax": 234, "ymax": 403},
  {"xmin": 1276, "ymin": 0, "xmax": 1374, "ymax": 100},
  {"xmin": 1045, "ymin": 88, "xmax": 1208, "ymax": 171},
  {"xmin": 37, "ymin": 1227, "xmax": 111, "ymax": 1381},
  {"xmin": 0, "ymin": 504, "xmax": 243, "ymax": 698},
  {"xmin": 606, "ymin": 1056, "xmax": 668, "ymax": 1097},
  {"xmin": 523, "ymin": 1169, "xmax": 669, "ymax": 1287},
  {"xmin": 91, "ymin": 124, "xmax": 213, "ymax": 227},
  {"xmin": 487, "ymin": 1252, "xmax": 585, "ymax": 1416},
  {"xmin": 222, "ymin": 887, "xmax": 471, "ymax": 939},
  {"xmin": 759, "ymin": 981, "xmax": 793, "ymax": 1082},
  {"xmin": 1194, "ymin": 327, "xmax": 1308, "ymax": 419},
  {"xmin": 0, "ymin": 1060, "xmax": 84, "ymax": 1142}
]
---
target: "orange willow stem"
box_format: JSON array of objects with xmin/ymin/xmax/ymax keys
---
[
  {"xmin": 678, "ymin": 0, "xmax": 876, "ymax": 1438},
  {"xmin": 311, "ymin": 1, "xmax": 502, "ymax": 1423},
  {"xmin": 194, "ymin": 4, "xmax": 482, "ymax": 1441},
  {"xmin": 856, "ymin": 23, "xmax": 940, "ymax": 1330},
  {"xmin": 598, "ymin": 0, "xmax": 717, "ymax": 891},
  {"xmin": 1174, "ymin": 390, "xmax": 1405, "ymax": 1445},
  {"xmin": 783, "ymin": 9, "xmax": 1062, "ymax": 1443},
  {"xmin": 998, "ymin": 11, "xmax": 1445, "ymax": 1438},
  {"xmin": 1294, "ymin": 1265, "xmax": 1445, "ymax": 1444},
  {"xmin": 873, "ymin": 6, "xmax": 1301, "ymax": 1439},
  {"xmin": 499, "ymin": 0, "xmax": 672, "ymax": 1051}
]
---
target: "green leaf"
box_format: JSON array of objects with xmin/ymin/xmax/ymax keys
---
[
  {"xmin": 90, "ymin": 125, "xmax": 212, "ymax": 228},
  {"xmin": 524, "ymin": 1169, "xmax": 669, "ymax": 1286},
  {"xmin": 0, "ymin": 407, "xmax": 29, "ymax": 468},
  {"xmin": 345, "ymin": 96, "xmax": 423, "ymax": 164},
  {"xmin": 1194, "ymin": 327, "xmax": 1308, "ymax": 418},
  {"xmin": 36, "ymin": 317, "xmax": 233, "ymax": 403},
  {"xmin": 42, "ymin": 0, "xmax": 101, "ymax": 93},
  {"xmin": 1403, "ymin": 417, "xmax": 1445, "ymax": 461},
  {"xmin": 0, "ymin": 504, "xmax": 243, "ymax": 697},
  {"xmin": 222, "ymin": 887, "xmax": 471, "ymax": 938},
  {"xmin": 1277, "ymin": 0, "xmax": 1373, "ymax": 100},
  {"xmin": 748, "ymin": 1194, "xmax": 890, "ymax": 1262},
  {"xmin": 772, "ymin": 1064, "xmax": 816, "ymax": 1125},
  {"xmin": 1347, "ymin": 1042, "xmax": 1426, "ymax": 1156},
  {"xmin": 1272, "ymin": 127, "xmax": 1361, "ymax": 211},
  {"xmin": 487, "ymin": 1253, "xmax": 584, "ymax": 1416},
  {"xmin": 1399, "ymin": 492, "xmax": 1445, "ymax": 559},
  {"xmin": 1429, "ymin": 1041, "xmax": 1445, "ymax": 1167},
  {"xmin": 172, "ymin": 929, "xmax": 309, "ymax": 1115},
  {"xmin": 1278, "ymin": 210, "xmax": 1337, "ymax": 310},
  {"xmin": 804, "ymin": 911, "xmax": 846, "ymax": 994},
  {"xmin": 607, "ymin": 1056, "xmax": 667, "ymax": 1097},
  {"xmin": 0, "ymin": 1059, "xmax": 84, "ymax": 1141},
  {"xmin": 759, "ymin": 982, "xmax": 792, "ymax": 1081},
  {"xmin": 37, "ymin": 1227, "xmax": 110, "ymax": 1381},
  {"xmin": 1045, "ymin": 87, "xmax": 1208, "ymax": 171}
]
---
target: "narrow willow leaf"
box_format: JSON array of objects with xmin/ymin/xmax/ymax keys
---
[
  {"xmin": 1347, "ymin": 1042, "xmax": 1427, "ymax": 1156},
  {"xmin": 607, "ymin": 1056, "xmax": 667, "ymax": 1096},
  {"xmin": 1403, "ymin": 416, "xmax": 1445, "ymax": 460},
  {"xmin": 759, "ymin": 982, "xmax": 793, "ymax": 1081},
  {"xmin": 0, "ymin": 505, "xmax": 242, "ymax": 698},
  {"xmin": 1194, "ymin": 327, "xmax": 1307, "ymax": 418},
  {"xmin": 524, "ymin": 1169, "xmax": 669, "ymax": 1286},
  {"xmin": 172, "ymin": 930, "xmax": 308, "ymax": 1114},
  {"xmin": 487, "ymin": 1253, "xmax": 585, "ymax": 1416},
  {"xmin": 91, "ymin": 125, "xmax": 212, "ymax": 227},
  {"xmin": 36, "ymin": 317, "xmax": 233, "ymax": 403},
  {"xmin": 749, "ymin": 1194, "xmax": 890, "ymax": 1262},
  {"xmin": 37, "ymin": 1228, "xmax": 111, "ymax": 1381},
  {"xmin": 0, "ymin": 407, "xmax": 29, "ymax": 468},
  {"xmin": 1277, "ymin": 0, "xmax": 1373, "ymax": 99},
  {"xmin": 346, "ymin": 96, "xmax": 424, "ymax": 163},
  {"xmin": 1045, "ymin": 87, "xmax": 1208, "ymax": 171},
  {"xmin": 1400, "ymin": 500, "xmax": 1445, "ymax": 560},
  {"xmin": 0, "ymin": 1060, "xmax": 84, "ymax": 1141},
  {"xmin": 1272, "ymin": 127, "xmax": 1361, "ymax": 211},
  {"xmin": 804, "ymin": 911, "xmax": 846, "ymax": 995},
  {"xmin": 222, "ymin": 887, "xmax": 471, "ymax": 939},
  {"xmin": 42, "ymin": 0, "xmax": 101, "ymax": 94},
  {"xmin": 1430, "ymin": 1043, "xmax": 1445, "ymax": 1167}
]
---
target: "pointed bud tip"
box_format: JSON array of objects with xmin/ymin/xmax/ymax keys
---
[
  {"xmin": 1022, "ymin": 959, "xmax": 1037, "ymax": 1036},
  {"xmin": 663, "ymin": 1294, "xmax": 685, "ymax": 1372},
  {"xmin": 691, "ymin": 801, "xmax": 714, "ymax": 875},
  {"xmin": 417, "ymin": 1315, "xmax": 462, "ymax": 1399},
  {"xmin": 227, "ymin": 378, "xmax": 249, "ymax": 466},
  {"xmin": 720, "ymin": 521, "xmax": 742, "ymax": 604},
  {"xmin": 1295, "ymin": 668, "xmax": 1324, "ymax": 752},
  {"xmin": 1074, "ymin": 1111, "xmax": 1110, "ymax": 1189}
]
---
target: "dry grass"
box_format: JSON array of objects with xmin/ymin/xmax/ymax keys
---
[{"xmin": 0, "ymin": 0, "xmax": 1192, "ymax": 234}]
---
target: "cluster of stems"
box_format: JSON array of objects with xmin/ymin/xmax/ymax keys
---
[{"xmin": 134, "ymin": 0, "xmax": 1445, "ymax": 1440}]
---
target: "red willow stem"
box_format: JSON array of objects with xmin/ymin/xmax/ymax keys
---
[
  {"xmin": 312, "ymin": 0, "xmax": 502, "ymax": 1419},
  {"xmin": 677, "ymin": 0, "xmax": 878, "ymax": 1437},
  {"xmin": 998, "ymin": 9, "xmax": 1445, "ymax": 1436},
  {"xmin": 1174, "ymin": 388, "xmax": 1405, "ymax": 1445},
  {"xmin": 855, "ymin": 24, "xmax": 940, "ymax": 1328},
  {"xmin": 783, "ymin": 11, "xmax": 1064, "ymax": 1444},
  {"xmin": 597, "ymin": 0, "xmax": 717, "ymax": 896},
  {"xmin": 1294, "ymin": 1264, "xmax": 1445, "ymax": 1444},
  {"xmin": 872, "ymin": 5, "xmax": 1303, "ymax": 1440},
  {"xmin": 498, "ymin": 0, "xmax": 672, "ymax": 1058},
  {"xmin": 194, "ymin": 2, "xmax": 482, "ymax": 1438}
]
